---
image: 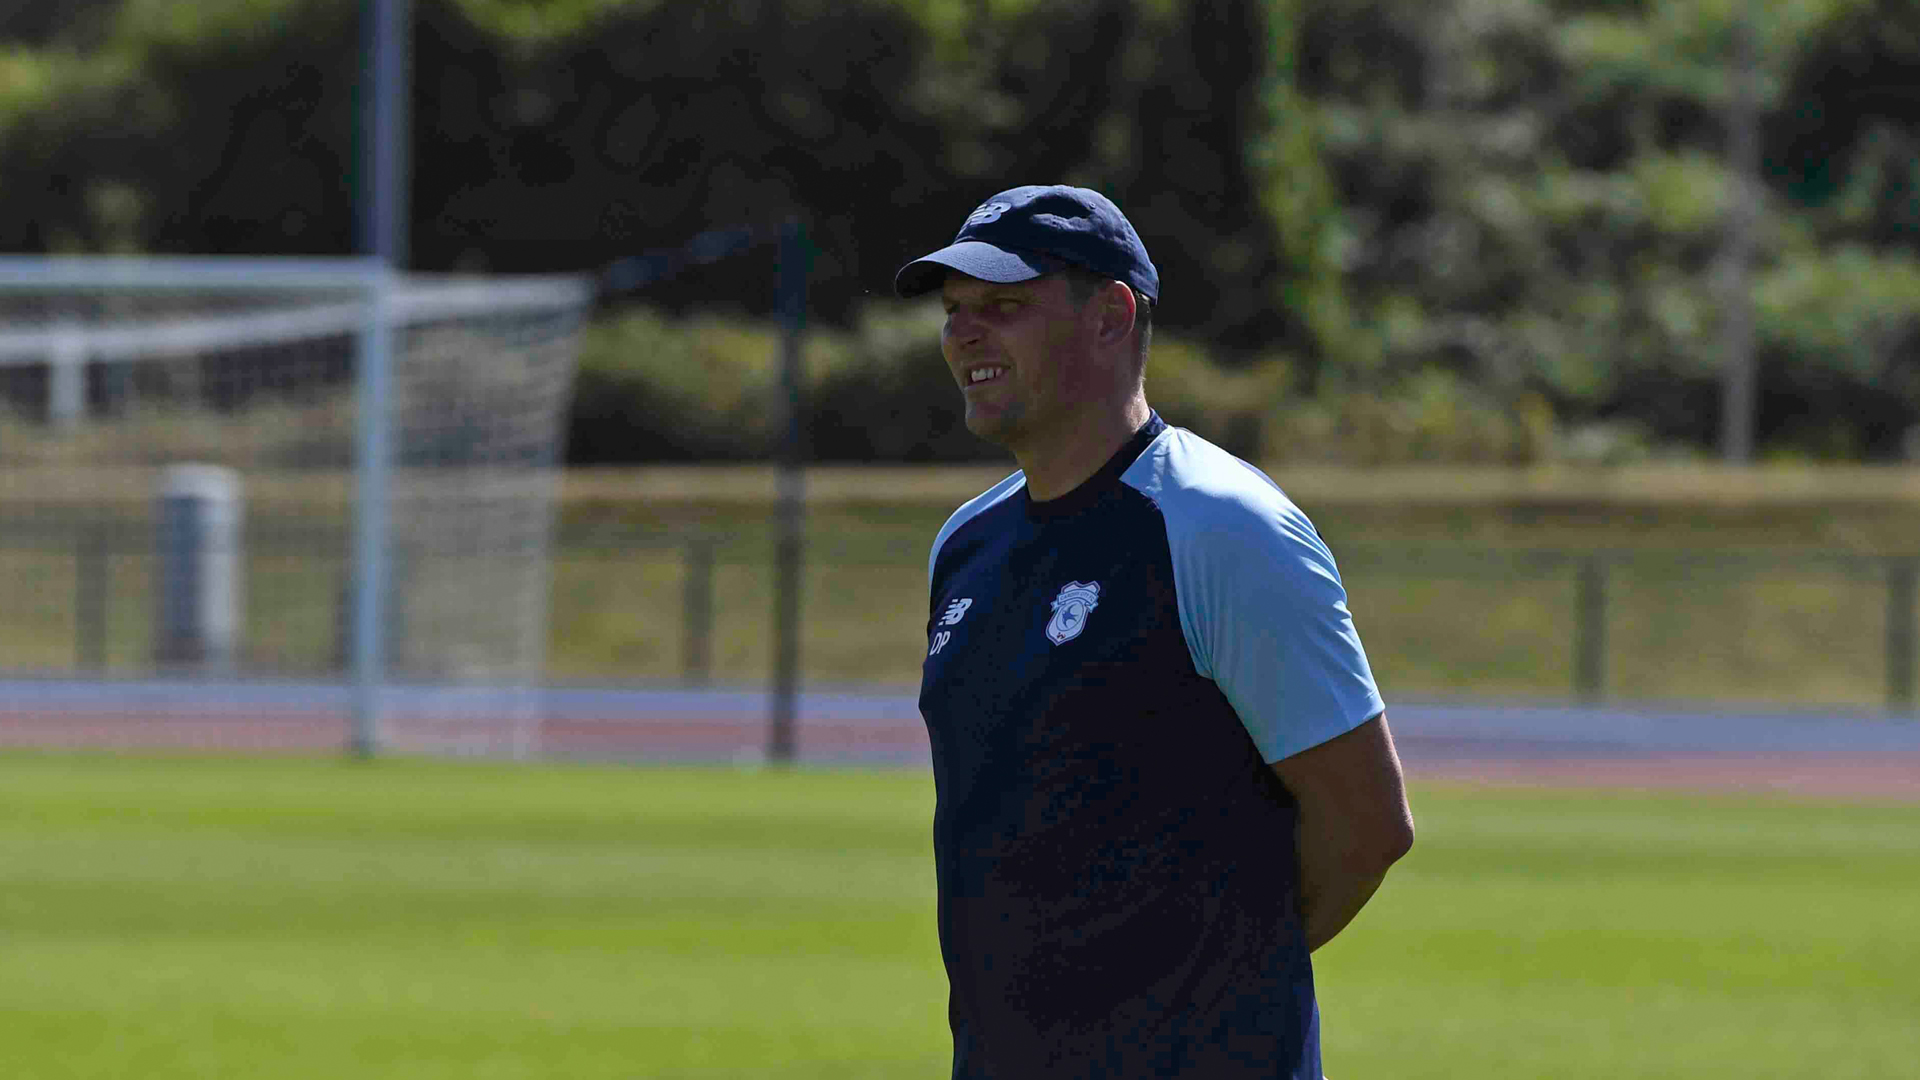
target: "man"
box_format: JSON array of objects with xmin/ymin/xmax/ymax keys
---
[{"xmin": 896, "ymin": 185, "xmax": 1414, "ymax": 1079}]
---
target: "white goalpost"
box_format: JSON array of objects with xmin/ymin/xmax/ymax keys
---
[{"xmin": 0, "ymin": 256, "xmax": 592, "ymax": 757}]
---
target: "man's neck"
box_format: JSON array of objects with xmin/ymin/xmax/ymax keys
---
[{"xmin": 1013, "ymin": 396, "xmax": 1153, "ymax": 502}]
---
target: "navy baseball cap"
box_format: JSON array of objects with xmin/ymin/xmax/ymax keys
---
[{"xmin": 894, "ymin": 185, "xmax": 1160, "ymax": 303}]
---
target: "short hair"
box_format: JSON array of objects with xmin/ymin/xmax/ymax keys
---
[{"xmin": 1060, "ymin": 267, "xmax": 1152, "ymax": 371}]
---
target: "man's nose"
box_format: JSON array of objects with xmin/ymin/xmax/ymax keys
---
[{"xmin": 945, "ymin": 308, "xmax": 984, "ymax": 348}]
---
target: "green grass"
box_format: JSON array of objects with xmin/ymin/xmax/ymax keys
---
[
  {"xmin": 0, "ymin": 756, "xmax": 948, "ymax": 1080},
  {"xmin": 1319, "ymin": 788, "xmax": 1920, "ymax": 1078},
  {"xmin": 1, "ymin": 755, "xmax": 1915, "ymax": 1078}
]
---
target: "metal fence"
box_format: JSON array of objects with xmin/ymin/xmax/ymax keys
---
[
  {"xmin": 1333, "ymin": 545, "xmax": 1918, "ymax": 711},
  {"xmin": 3, "ymin": 518, "xmax": 1916, "ymax": 713}
]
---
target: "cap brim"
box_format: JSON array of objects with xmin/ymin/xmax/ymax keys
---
[{"xmin": 893, "ymin": 241, "xmax": 1062, "ymax": 299}]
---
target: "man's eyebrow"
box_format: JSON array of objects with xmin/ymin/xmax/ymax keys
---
[{"xmin": 944, "ymin": 287, "xmax": 1030, "ymax": 304}]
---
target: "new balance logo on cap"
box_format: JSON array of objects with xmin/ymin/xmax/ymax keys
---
[{"xmin": 965, "ymin": 203, "xmax": 1011, "ymax": 227}]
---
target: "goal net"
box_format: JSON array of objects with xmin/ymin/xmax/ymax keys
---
[{"xmin": 0, "ymin": 257, "xmax": 590, "ymax": 757}]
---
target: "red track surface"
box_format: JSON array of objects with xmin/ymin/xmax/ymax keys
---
[
  {"xmin": 3, "ymin": 704, "xmax": 1916, "ymax": 802},
  {"xmin": 1406, "ymin": 751, "xmax": 1920, "ymax": 802},
  {"xmin": 0, "ymin": 710, "xmax": 930, "ymax": 762}
]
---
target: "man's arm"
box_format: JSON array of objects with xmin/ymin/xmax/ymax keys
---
[{"xmin": 1268, "ymin": 712, "xmax": 1413, "ymax": 952}]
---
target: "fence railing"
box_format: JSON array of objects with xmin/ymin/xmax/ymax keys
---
[
  {"xmin": 0, "ymin": 518, "xmax": 720, "ymax": 688},
  {"xmin": 2, "ymin": 519, "xmax": 1915, "ymax": 712},
  {"xmin": 1336, "ymin": 546, "xmax": 1919, "ymax": 709}
]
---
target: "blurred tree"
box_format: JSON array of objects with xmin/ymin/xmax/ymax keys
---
[
  {"xmin": 1, "ymin": 0, "xmax": 1916, "ymax": 460},
  {"xmin": 1258, "ymin": 0, "xmax": 1920, "ymax": 459},
  {"xmin": 0, "ymin": 0, "xmax": 122, "ymax": 46}
]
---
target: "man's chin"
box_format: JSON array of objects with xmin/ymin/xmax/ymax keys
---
[{"xmin": 962, "ymin": 407, "xmax": 1021, "ymax": 448}]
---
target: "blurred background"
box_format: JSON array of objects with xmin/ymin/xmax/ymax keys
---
[
  {"xmin": 1, "ymin": 2, "xmax": 1918, "ymax": 1079},
  {"xmin": 10, "ymin": 0, "xmax": 1920, "ymax": 462},
  {"xmin": 6, "ymin": 0, "xmax": 1920, "ymax": 708}
]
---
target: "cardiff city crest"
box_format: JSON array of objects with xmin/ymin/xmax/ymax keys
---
[{"xmin": 1045, "ymin": 581, "xmax": 1101, "ymax": 645}]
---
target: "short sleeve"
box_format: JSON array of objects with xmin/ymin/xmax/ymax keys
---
[
  {"xmin": 1125, "ymin": 432, "xmax": 1383, "ymax": 763},
  {"xmin": 1173, "ymin": 501, "xmax": 1384, "ymax": 761}
]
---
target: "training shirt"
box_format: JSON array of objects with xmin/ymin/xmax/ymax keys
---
[{"xmin": 918, "ymin": 413, "xmax": 1384, "ymax": 1080}]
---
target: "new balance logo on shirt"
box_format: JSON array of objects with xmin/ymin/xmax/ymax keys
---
[{"xmin": 940, "ymin": 598, "xmax": 974, "ymax": 626}]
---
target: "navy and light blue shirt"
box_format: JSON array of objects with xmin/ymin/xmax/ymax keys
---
[{"xmin": 918, "ymin": 413, "xmax": 1384, "ymax": 1079}]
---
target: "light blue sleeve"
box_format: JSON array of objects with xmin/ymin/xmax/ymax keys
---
[{"xmin": 1128, "ymin": 433, "xmax": 1384, "ymax": 762}]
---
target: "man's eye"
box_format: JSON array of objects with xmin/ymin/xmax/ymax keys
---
[{"xmin": 993, "ymin": 300, "xmax": 1021, "ymax": 315}]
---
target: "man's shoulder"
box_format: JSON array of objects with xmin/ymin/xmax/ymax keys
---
[
  {"xmin": 1123, "ymin": 425, "xmax": 1310, "ymax": 538},
  {"xmin": 927, "ymin": 468, "xmax": 1026, "ymax": 580}
]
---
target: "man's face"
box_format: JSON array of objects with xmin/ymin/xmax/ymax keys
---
[{"xmin": 939, "ymin": 272, "xmax": 1097, "ymax": 449}]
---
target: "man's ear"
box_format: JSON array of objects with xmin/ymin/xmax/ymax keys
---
[{"xmin": 1093, "ymin": 281, "xmax": 1137, "ymax": 345}]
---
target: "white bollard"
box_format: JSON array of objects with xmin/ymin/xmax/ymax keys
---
[
  {"xmin": 48, "ymin": 321, "xmax": 86, "ymax": 428},
  {"xmin": 154, "ymin": 464, "xmax": 242, "ymax": 670}
]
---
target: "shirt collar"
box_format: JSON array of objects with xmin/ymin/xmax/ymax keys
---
[{"xmin": 1023, "ymin": 411, "xmax": 1166, "ymax": 523}]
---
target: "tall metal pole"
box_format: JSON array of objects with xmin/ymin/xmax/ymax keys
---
[
  {"xmin": 1573, "ymin": 556, "xmax": 1608, "ymax": 703},
  {"xmin": 769, "ymin": 219, "xmax": 810, "ymax": 765},
  {"xmin": 351, "ymin": 279, "xmax": 395, "ymax": 758},
  {"xmin": 1889, "ymin": 557, "xmax": 1918, "ymax": 715},
  {"xmin": 361, "ymin": 0, "xmax": 412, "ymax": 269},
  {"xmin": 351, "ymin": 0, "xmax": 411, "ymax": 756},
  {"xmin": 1720, "ymin": 7, "xmax": 1759, "ymax": 463}
]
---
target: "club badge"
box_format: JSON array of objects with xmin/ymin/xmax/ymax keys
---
[{"xmin": 1046, "ymin": 581, "xmax": 1101, "ymax": 645}]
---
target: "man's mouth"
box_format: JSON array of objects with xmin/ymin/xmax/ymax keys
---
[{"xmin": 967, "ymin": 366, "xmax": 1007, "ymax": 385}]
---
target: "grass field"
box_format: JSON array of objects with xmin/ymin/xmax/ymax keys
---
[{"xmin": 2, "ymin": 754, "xmax": 1915, "ymax": 1079}]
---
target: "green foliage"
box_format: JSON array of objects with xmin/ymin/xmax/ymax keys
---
[
  {"xmin": 571, "ymin": 301, "xmax": 993, "ymax": 464},
  {"xmin": 6, "ymin": 0, "xmax": 1920, "ymax": 460},
  {"xmin": 572, "ymin": 304, "xmax": 1586, "ymax": 466},
  {"xmin": 1251, "ymin": 0, "xmax": 1369, "ymax": 379},
  {"xmin": 1266, "ymin": 369, "xmax": 1559, "ymax": 466},
  {"xmin": 114, "ymin": 0, "xmax": 313, "ymax": 53},
  {"xmin": 444, "ymin": 0, "xmax": 654, "ymax": 42},
  {"xmin": 1275, "ymin": 0, "xmax": 1920, "ymax": 458},
  {"xmin": 804, "ymin": 302, "xmax": 988, "ymax": 463},
  {"xmin": 1757, "ymin": 242, "xmax": 1920, "ymax": 378},
  {"xmin": 0, "ymin": 49, "xmax": 65, "ymax": 123},
  {"xmin": 0, "ymin": 46, "xmax": 129, "ymax": 138},
  {"xmin": 573, "ymin": 303, "xmax": 1306, "ymax": 464},
  {"xmin": 1144, "ymin": 337, "xmax": 1294, "ymax": 460},
  {"xmin": 570, "ymin": 308, "xmax": 790, "ymax": 462}
]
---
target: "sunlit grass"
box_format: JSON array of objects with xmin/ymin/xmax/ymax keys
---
[{"xmin": 1, "ymin": 757, "xmax": 1914, "ymax": 1079}]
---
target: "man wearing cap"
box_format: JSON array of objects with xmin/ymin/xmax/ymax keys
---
[{"xmin": 898, "ymin": 185, "xmax": 1414, "ymax": 1079}]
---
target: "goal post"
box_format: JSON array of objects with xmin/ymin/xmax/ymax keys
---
[{"xmin": 0, "ymin": 256, "xmax": 591, "ymax": 757}]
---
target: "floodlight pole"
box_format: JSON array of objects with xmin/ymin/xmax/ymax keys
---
[
  {"xmin": 769, "ymin": 219, "xmax": 810, "ymax": 765},
  {"xmin": 362, "ymin": 0, "xmax": 412, "ymax": 270},
  {"xmin": 1720, "ymin": 7, "xmax": 1759, "ymax": 464},
  {"xmin": 351, "ymin": 0, "xmax": 412, "ymax": 757}
]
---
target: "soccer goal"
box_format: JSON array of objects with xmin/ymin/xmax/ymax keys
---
[{"xmin": 0, "ymin": 256, "xmax": 591, "ymax": 757}]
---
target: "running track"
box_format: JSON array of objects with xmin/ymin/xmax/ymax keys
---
[{"xmin": 2, "ymin": 679, "xmax": 1916, "ymax": 799}]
